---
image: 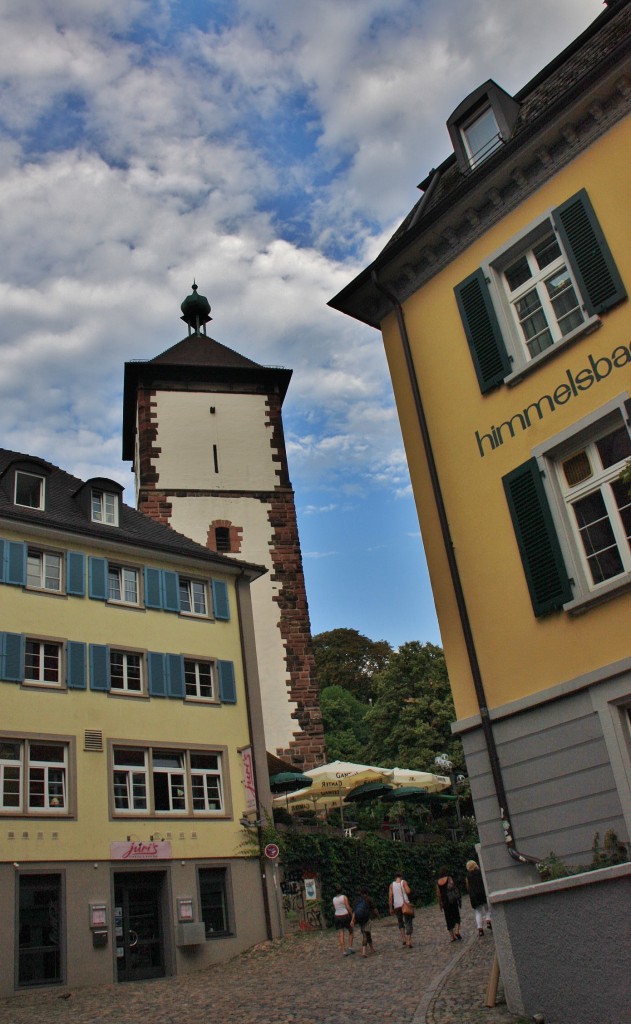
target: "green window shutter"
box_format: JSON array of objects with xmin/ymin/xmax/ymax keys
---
[
  {"xmin": 66, "ymin": 552, "xmax": 86, "ymax": 596},
  {"xmin": 6, "ymin": 541, "xmax": 26, "ymax": 586},
  {"xmin": 0, "ymin": 539, "xmax": 5, "ymax": 583},
  {"xmin": 503, "ymin": 459, "xmax": 573, "ymax": 617},
  {"xmin": 88, "ymin": 557, "xmax": 108, "ymax": 600},
  {"xmin": 89, "ymin": 644, "xmax": 110, "ymax": 691},
  {"xmin": 148, "ymin": 652, "xmax": 167, "ymax": 697},
  {"xmin": 1, "ymin": 632, "xmax": 24, "ymax": 682},
  {"xmin": 162, "ymin": 571, "xmax": 180, "ymax": 613},
  {"xmin": 67, "ymin": 641, "xmax": 87, "ymax": 690},
  {"xmin": 552, "ymin": 189, "xmax": 626, "ymax": 316},
  {"xmin": 218, "ymin": 660, "xmax": 237, "ymax": 704},
  {"xmin": 166, "ymin": 654, "xmax": 185, "ymax": 699},
  {"xmin": 454, "ymin": 269, "xmax": 511, "ymax": 393},
  {"xmin": 212, "ymin": 579, "xmax": 230, "ymax": 621},
  {"xmin": 144, "ymin": 567, "xmax": 162, "ymax": 609}
]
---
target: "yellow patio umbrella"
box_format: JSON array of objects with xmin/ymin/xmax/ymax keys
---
[
  {"xmin": 390, "ymin": 767, "xmax": 451, "ymax": 793},
  {"xmin": 273, "ymin": 760, "xmax": 394, "ymax": 823}
]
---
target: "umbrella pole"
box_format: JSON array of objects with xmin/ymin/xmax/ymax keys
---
[{"xmin": 339, "ymin": 792, "xmax": 345, "ymax": 830}]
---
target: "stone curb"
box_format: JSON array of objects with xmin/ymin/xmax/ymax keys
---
[{"xmin": 412, "ymin": 932, "xmax": 477, "ymax": 1024}]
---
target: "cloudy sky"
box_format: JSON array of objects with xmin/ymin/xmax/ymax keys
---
[{"xmin": 0, "ymin": 0, "xmax": 599, "ymax": 647}]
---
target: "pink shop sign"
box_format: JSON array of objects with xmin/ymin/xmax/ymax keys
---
[{"xmin": 111, "ymin": 840, "xmax": 172, "ymax": 861}]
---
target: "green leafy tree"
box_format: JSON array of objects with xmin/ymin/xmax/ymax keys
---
[
  {"xmin": 313, "ymin": 628, "xmax": 392, "ymax": 703},
  {"xmin": 319, "ymin": 685, "xmax": 371, "ymax": 763},
  {"xmin": 365, "ymin": 641, "xmax": 465, "ymax": 773}
]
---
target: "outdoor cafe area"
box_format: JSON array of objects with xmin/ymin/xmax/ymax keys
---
[{"xmin": 270, "ymin": 759, "xmax": 462, "ymax": 842}]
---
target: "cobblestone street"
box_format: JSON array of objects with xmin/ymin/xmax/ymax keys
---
[{"xmin": 0, "ymin": 904, "xmax": 519, "ymax": 1024}]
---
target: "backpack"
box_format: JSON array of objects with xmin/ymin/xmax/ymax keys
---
[{"xmin": 353, "ymin": 897, "xmax": 370, "ymax": 924}]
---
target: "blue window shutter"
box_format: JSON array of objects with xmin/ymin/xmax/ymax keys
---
[
  {"xmin": 218, "ymin": 660, "xmax": 237, "ymax": 704},
  {"xmin": 162, "ymin": 571, "xmax": 180, "ymax": 612},
  {"xmin": 89, "ymin": 644, "xmax": 110, "ymax": 691},
  {"xmin": 166, "ymin": 654, "xmax": 185, "ymax": 699},
  {"xmin": 6, "ymin": 542, "xmax": 26, "ymax": 586},
  {"xmin": 552, "ymin": 189, "xmax": 626, "ymax": 316},
  {"xmin": 454, "ymin": 269, "xmax": 511, "ymax": 393},
  {"xmin": 66, "ymin": 552, "xmax": 86, "ymax": 596},
  {"xmin": 0, "ymin": 539, "xmax": 5, "ymax": 583},
  {"xmin": 503, "ymin": 459, "xmax": 573, "ymax": 617},
  {"xmin": 1, "ymin": 633, "xmax": 24, "ymax": 682},
  {"xmin": 212, "ymin": 579, "xmax": 230, "ymax": 621},
  {"xmin": 148, "ymin": 652, "xmax": 167, "ymax": 697},
  {"xmin": 144, "ymin": 567, "xmax": 162, "ymax": 609},
  {"xmin": 67, "ymin": 641, "xmax": 87, "ymax": 690},
  {"xmin": 88, "ymin": 557, "xmax": 108, "ymax": 600}
]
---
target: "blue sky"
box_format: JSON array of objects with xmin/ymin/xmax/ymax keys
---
[{"xmin": 0, "ymin": 0, "xmax": 598, "ymax": 648}]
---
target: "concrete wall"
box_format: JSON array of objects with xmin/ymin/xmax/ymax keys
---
[
  {"xmin": 490, "ymin": 864, "xmax": 631, "ymax": 1023},
  {"xmin": 458, "ymin": 664, "xmax": 631, "ymax": 894}
]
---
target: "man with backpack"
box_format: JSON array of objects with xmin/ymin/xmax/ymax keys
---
[{"xmin": 351, "ymin": 889, "xmax": 375, "ymax": 957}]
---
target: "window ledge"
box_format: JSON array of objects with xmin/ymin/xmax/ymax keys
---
[
  {"xmin": 505, "ymin": 316, "xmax": 602, "ymax": 387},
  {"xmin": 565, "ymin": 573, "xmax": 631, "ymax": 616}
]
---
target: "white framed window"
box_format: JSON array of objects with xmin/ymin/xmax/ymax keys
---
[
  {"xmin": 110, "ymin": 650, "xmax": 143, "ymax": 693},
  {"xmin": 153, "ymin": 750, "xmax": 187, "ymax": 813},
  {"xmin": 0, "ymin": 739, "xmax": 70, "ymax": 815},
  {"xmin": 0, "ymin": 739, "xmax": 22, "ymax": 810},
  {"xmin": 111, "ymin": 745, "xmax": 226, "ymax": 818},
  {"xmin": 190, "ymin": 753, "xmax": 223, "ymax": 813},
  {"xmin": 113, "ymin": 748, "xmax": 148, "ymax": 812},
  {"xmin": 15, "ymin": 472, "xmax": 45, "ymax": 510},
  {"xmin": 107, "ymin": 565, "xmax": 139, "ymax": 605},
  {"xmin": 185, "ymin": 659, "xmax": 216, "ymax": 701},
  {"xmin": 461, "ymin": 104, "xmax": 501, "ymax": 168},
  {"xmin": 26, "ymin": 549, "xmax": 62, "ymax": 592},
  {"xmin": 24, "ymin": 640, "xmax": 62, "ymax": 687},
  {"xmin": 501, "ymin": 230, "xmax": 585, "ymax": 361},
  {"xmin": 91, "ymin": 489, "xmax": 118, "ymax": 526},
  {"xmin": 555, "ymin": 418, "xmax": 631, "ymax": 589},
  {"xmin": 179, "ymin": 578, "xmax": 208, "ymax": 616},
  {"xmin": 28, "ymin": 743, "xmax": 67, "ymax": 811}
]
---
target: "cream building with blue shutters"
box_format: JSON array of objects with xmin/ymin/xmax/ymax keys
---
[
  {"xmin": 0, "ymin": 448, "xmax": 278, "ymax": 997},
  {"xmin": 331, "ymin": 3, "xmax": 631, "ymax": 1022}
]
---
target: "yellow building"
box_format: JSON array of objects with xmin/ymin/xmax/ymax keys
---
[
  {"xmin": 0, "ymin": 449, "xmax": 279, "ymax": 995},
  {"xmin": 331, "ymin": 3, "xmax": 631, "ymax": 1021}
]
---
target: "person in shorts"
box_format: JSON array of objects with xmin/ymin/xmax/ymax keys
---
[
  {"xmin": 389, "ymin": 871, "xmax": 413, "ymax": 948},
  {"xmin": 351, "ymin": 889, "xmax": 376, "ymax": 957},
  {"xmin": 332, "ymin": 889, "xmax": 355, "ymax": 955}
]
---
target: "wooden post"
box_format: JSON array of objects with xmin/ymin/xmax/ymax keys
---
[{"xmin": 485, "ymin": 953, "xmax": 500, "ymax": 1007}]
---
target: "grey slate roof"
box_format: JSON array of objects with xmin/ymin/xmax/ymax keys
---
[
  {"xmin": 0, "ymin": 448, "xmax": 265, "ymax": 578},
  {"xmin": 384, "ymin": 0, "xmax": 631, "ymax": 252}
]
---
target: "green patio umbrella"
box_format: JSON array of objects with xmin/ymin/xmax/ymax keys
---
[{"xmin": 344, "ymin": 781, "xmax": 394, "ymax": 803}]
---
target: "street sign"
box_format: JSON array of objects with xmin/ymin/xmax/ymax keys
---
[{"xmin": 264, "ymin": 843, "xmax": 280, "ymax": 860}]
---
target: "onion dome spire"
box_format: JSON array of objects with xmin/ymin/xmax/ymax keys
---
[{"xmin": 180, "ymin": 281, "xmax": 212, "ymax": 336}]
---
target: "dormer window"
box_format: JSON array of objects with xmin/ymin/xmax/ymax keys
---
[
  {"xmin": 447, "ymin": 80, "xmax": 520, "ymax": 174},
  {"xmin": 15, "ymin": 471, "xmax": 45, "ymax": 510},
  {"xmin": 92, "ymin": 489, "xmax": 118, "ymax": 526},
  {"xmin": 461, "ymin": 105, "xmax": 502, "ymax": 168}
]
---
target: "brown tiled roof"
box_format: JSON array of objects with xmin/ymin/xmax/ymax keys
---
[{"xmin": 150, "ymin": 334, "xmax": 261, "ymax": 369}]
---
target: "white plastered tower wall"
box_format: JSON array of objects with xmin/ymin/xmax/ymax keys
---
[
  {"xmin": 151, "ymin": 390, "xmax": 297, "ymax": 754},
  {"xmin": 123, "ymin": 314, "xmax": 325, "ymax": 769}
]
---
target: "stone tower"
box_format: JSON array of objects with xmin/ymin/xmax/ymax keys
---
[{"xmin": 122, "ymin": 284, "xmax": 325, "ymax": 769}]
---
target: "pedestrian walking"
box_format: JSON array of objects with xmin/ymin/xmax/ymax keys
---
[
  {"xmin": 332, "ymin": 888, "xmax": 355, "ymax": 956},
  {"xmin": 436, "ymin": 867, "xmax": 462, "ymax": 942},
  {"xmin": 351, "ymin": 889, "xmax": 376, "ymax": 958},
  {"xmin": 465, "ymin": 859, "xmax": 492, "ymax": 936},
  {"xmin": 388, "ymin": 870, "xmax": 414, "ymax": 948}
]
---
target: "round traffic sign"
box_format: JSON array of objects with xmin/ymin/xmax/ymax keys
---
[{"xmin": 264, "ymin": 843, "xmax": 280, "ymax": 860}]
